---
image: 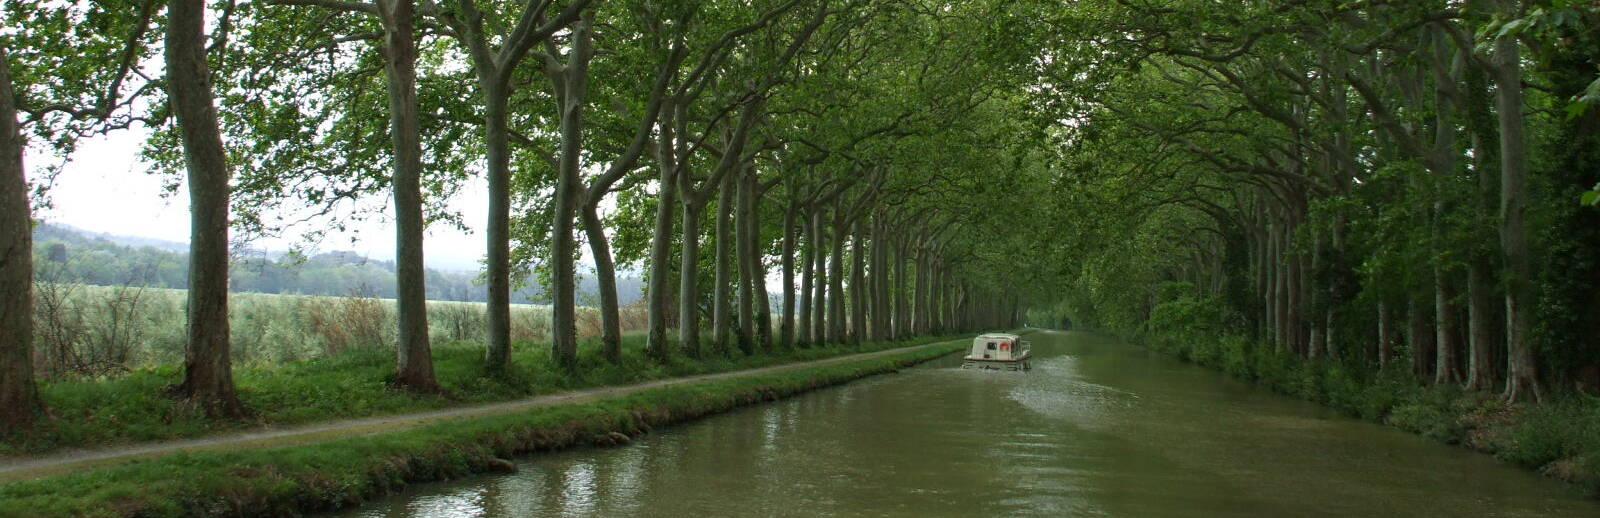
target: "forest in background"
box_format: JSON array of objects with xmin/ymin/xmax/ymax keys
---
[{"xmin": 31, "ymin": 222, "xmax": 646, "ymax": 305}]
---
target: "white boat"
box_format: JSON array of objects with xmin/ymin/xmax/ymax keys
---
[{"xmin": 961, "ymin": 333, "xmax": 1031, "ymax": 371}]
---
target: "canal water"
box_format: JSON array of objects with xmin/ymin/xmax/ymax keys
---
[{"xmin": 335, "ymin": 331, "xmax": 1600, "ymax": 517}]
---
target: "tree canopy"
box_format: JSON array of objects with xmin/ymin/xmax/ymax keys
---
[{"xmin": 3, "ymin": 0, "xmax": 1598, "ymax": 426}]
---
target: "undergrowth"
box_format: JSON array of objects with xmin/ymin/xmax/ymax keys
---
[{"xmin": 1142, "ymin": 330, "xmax": 1600, "ymax": 497}]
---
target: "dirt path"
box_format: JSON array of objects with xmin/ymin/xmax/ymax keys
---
[{"xmin": 0, "ymin": 339, "xmax": 965, "ymax": 482}]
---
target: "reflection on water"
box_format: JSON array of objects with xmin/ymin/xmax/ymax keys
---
[{"xmin": 336, "ymin": 332, "xmax": 1600, "ymax": 518}]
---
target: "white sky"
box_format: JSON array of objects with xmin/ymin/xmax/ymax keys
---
[
  {"xmin": 34, "ymin": 128, "xmax": 490, "ymax": 272},
  {"xmin": 34, "ymin": 129, "xmax": 790, "ymax": 292}
]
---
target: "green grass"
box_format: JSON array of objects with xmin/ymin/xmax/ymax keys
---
[
  {"xmin": 2, "ymin": 331, "xmax": 968, "ymax": 455},
  {"xmin": 1138, "ymin": 329, "xmax": 1600, "ymax": 497},
  {"xmin": 30, "ymin": 283, "xmax": 582, "ymax": 372},
  {"xmin": 0, "ymin": 342, "xmax": 967, "ymax": 518}
]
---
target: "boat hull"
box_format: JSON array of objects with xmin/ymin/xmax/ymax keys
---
[{"xmin": 960, "ymin": 354, "xmax": 1031, "ymax": 371}]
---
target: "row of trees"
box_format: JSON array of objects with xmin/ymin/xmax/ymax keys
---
[
  {"xmin": 1, "ymin": 0, "xmax": 1049, "ymax": 428},
  {"xmin": 1025, "ymin": 1, "xmax": 1599, "ymax": 403}
]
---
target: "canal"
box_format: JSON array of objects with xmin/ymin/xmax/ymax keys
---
[{"xmin": 336, "ymin": 331, "xmax": 1599, "ymax": 517}]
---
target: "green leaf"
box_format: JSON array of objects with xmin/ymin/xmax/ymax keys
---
[
  {"xmin": 1497, "ymin": 19, "xmax": 1528, "ymax": 38},
  {"xmin": 1564, "ymin": 100, "xmax": 1589, "ymax": 120},
  {"xmin": 1582, "ymin": 190, "xmax": 1600, "ymax": 207}
]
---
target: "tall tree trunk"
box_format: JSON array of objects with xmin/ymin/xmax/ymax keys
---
[
  {"xmin": 1308, "ymin": 231, "xmax": 1326, "ymax": 359},
  {"xmin": 1492, "ymin": 0, "xmax": 1541, "ymax": 402},
  {"xmin": 1288, "ymin": 234, "xmax": 1306, "ymax": 355},
  {"xmin": 645, "ymin": 112, "xmax": 679, "ymax": 362},
  {"xmin": 735, "ymin": 167, "xmax": 757, "ymax": 355},
  {"xmin": 1435, "ymin": 276, "xmax": 1463, "ymax": 385},
  {"xmin": 894, "ymin": 237, "xmax": 909, "ymax": 338},
  {"xmin": 167, "ymin": 0, "xmax": 245, "ymax": 417},
  {"xmin": 1271, "ymin": 224, "xmax": 1287, "ymax": 351},
  {"xmin": 921, "ymin": 244, "xmax": 934, "ymax": 334},
  {"xmin": 929, "ymin": 260, "xmax": 943, "ymax": 333},
  {"xmin": 1463, "ymin": 48, "xmax": 1501, "ymax": 391},
  {"xmin": 871, "ymin": 218, "xmax": 889, "ymax": 341},
  {"xmin": 811, "ymin": 208, "xmax": 827, "ymax": 344},
  {"xmin": 679, "ymin": 201, "xmax": 704, "ymax": 357},
  {"xmin": 1466, "ymin": 260, "xmax": 1498, "ymax": 389},
  {"xmin": 379, "ymin": 0, "xmax": 437, "ymax": 390},
  {"xmin": 850, "ymin": 219, "xmax": 866, "ymax": 345},
  {"xmin": 748, "ymin": 178, "xmax": 771, "ymax": 352},
  {"xmin": 780, "ymin": 203, "xmax": 798, "ymax": 349},
  {"xmin": 1409, "ymin": 295, "xmax": 1435, "ymax": 381},
  {"xmin": 827, "ymin": 218, "xmax": 847, "ymax": 343},
  {"xmin": 548, "ymin": 15, "xmax": 593, "ymax": 369},
  {"xmin": 482, "ymin": 86, "xmax": 513, "ymax": 372},
  {"xmin": 713, "ymin": 174, "xmax": 735, "ymax": 355},
  {"xmin": 1378, "ymin": 300, "xmax": 1395, "ymax": 370},
  {"xmin": 797, "ymin": 206, "xmax": 813, "ymax": 347},
  {"xmin": 582, "ymin": 202, "xmax": 622, "ymax": 362},
  {"xmin": 0, "ymin": 47, "xmax": 42, "ymax": 429}
]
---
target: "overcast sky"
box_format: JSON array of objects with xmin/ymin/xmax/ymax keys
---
[
  {"xmin": 31, "ymin": 113, "xmax": 804, "ymax": 298},
  {"xmin": 34, "ymin": 128, "xmax": 490, "ymax": 272}
]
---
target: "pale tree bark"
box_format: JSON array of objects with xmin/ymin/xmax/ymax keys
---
[
  {"xmin": 1428, "ymin": 30, "xmax": 1464, "ymax": 386},
  {"xmin": 870, "ymin": 215, "xmax": 889, "ymax": 341},
  {"xmin": 580, "ymin": 44, "xmax": 681, "ymax": 363},
  {"xmin": 0, "ymin": 46, "xmax": 42, "ymax": 429},
  {"xmin": 713, "ymin": 170, "xmax": 735, "ymax": 354},
  {"xmin": 1308, "ymin": 231, "xmax": 1326, "ymax": 359},
  {"xmin": 646, "ymin": 0, "xmax": 808, "ymax": 358},
  {"xmin": 1378, "ymin": 300, "xmax": 1395, "ymax": 370},
  {"xmin": 1491, "ymin": 0, "xmax": 1540, "ymax": 402},
  {"xmin": 914, "ymin": 240, "xmax": 930, "ymax": 334},
  {"xmin": 677, "ymin": 101, "xmax": 764, "ymax": 357},
  {"xmin": 894, "ymin": 234, "xmax": 909, "ymax": 338},
  {"xmin": 811, "ymin": 208, "xmax": 828, "ymax": 344},
  {"xmin": 544, "ymin": 11, "xmax": 595, "ymax": 368},
  {"xmin": 747, "ymin": 172, "xmax": 772, "ymax": 352},
  {"xmin": 378, "ymin": 0, "xmax": 437, "ymax": 391},
  {"xmin": 578, "ymin": 205, "xmax": 620, "ymax": 360},
  {"xmin": 431, "ymin": 0, "xmax": 592, "ymax": 373},
  {"xmin": 827, "ymin": 215, "xmax": 847, "ymax": 343},
  {"xmin": 780, "ymin": 200, "xmax": 798, "ymax": 348},
  {"xmin": 645, "ymin": 108, "xmax": 680, "ymax": 362},
  {"xmin": 1463, "ymin": 64, "xmax": 1501, "ymax": 391},
  {"xmin": 849, "ymin": 218, "xmax": 866, "ymax": 345},
  {"xmin": 679, "ymin": 199, "xmax": 705, "ymax": 357},
  {"xmin": 796, "ymin": 205, "xmax": 813, "ymax": 347},
  {"xmin": 167, "ymin": 0, "xmax": 245, "ymax": 417}
]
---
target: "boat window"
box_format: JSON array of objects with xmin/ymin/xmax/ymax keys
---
[{"xmin": 987, "ymin": 342, "xmax": 997, "ymax": 350}]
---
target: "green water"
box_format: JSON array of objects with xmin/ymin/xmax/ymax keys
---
[{"xmin": 336, "ymin": 331, "xmax": 1599, "ymax": 517}]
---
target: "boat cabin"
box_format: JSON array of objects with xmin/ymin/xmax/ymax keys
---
[{"xmin": 962, "ymin": 333, "xmax": 1031, "ymax": 371}]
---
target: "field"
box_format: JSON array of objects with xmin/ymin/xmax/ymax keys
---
[{"xmin": 30, "ymin": 283, "xmax": 644, "ymax": 379}]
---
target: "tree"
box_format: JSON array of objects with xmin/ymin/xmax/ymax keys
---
[
  {"xmin": 166, "ymin": 0, "xmax": 246, "ymax": 417},
  {"xmin": 0, "ymin": 46, "xmax": 42, "ymax": 429},
  {"xmin": 377, "ymin": 0, "xmax": 438, "ymax": 390}
]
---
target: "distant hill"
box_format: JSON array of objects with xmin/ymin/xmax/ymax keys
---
[
  {"xmin": 33, "ymin": 222, "xmax": 189, "ymax": 253},
  {"xmin": 30, "ymin": 222, "xmax": 645, "ymax": 305}
]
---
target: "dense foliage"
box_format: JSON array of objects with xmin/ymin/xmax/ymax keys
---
[{"xmin": 2, "ymin": 0, "xmax": 1597, "ymax": 490}]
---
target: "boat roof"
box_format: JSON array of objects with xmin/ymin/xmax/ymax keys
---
[{"xmin": 975, "ymin": 333, "xmax": 1020, "ymax": 340}]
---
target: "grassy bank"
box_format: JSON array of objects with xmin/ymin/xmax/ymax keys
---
[
  {"xmin": 30, "ymin": 283, "xmax": 628, "ymax": 377},
  {"xmin": 1141, "ymin": 333, "xmax": 1600, "ymax": 497},
  {"xmin": 2, "ymin": 332, "xmax": 965, "ymax": 455},
  {"xmin": 0, "ymin": 341, "xmax": 966, "ymax": 518}
]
